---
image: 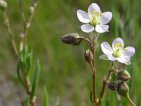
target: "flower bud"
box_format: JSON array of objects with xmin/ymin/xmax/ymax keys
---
[
  {"xmin": 29, "ymin": 6, "xmax": 34, "ymax": 14},
  {"xmin": 108, "ymin": 81, "xmax": 117, "ymax": 91},
  {"xmin": 84, "ymin": 49, "xmax": 93, "ymax": 63},
  {"xmin": 117, "ymin": 82, "xmax": 129, "ymax": 97},
  {"xmin": 0, "ymin": 0, "xmax": 7, "ymax": 11},
  {"xmin": 117, "ymin": 70, "xmax": 130, "ymax": 81},
  {"xmin": 61, "ymin": 33, "xmax": 82, "ymax": 45}
]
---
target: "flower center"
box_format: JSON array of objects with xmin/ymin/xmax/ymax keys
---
[
  {"xmin": 113, "ymin": 49, "xmax": 121, "ymax": 58},
  {"xmin": 89, "ymin": 11, "xmax": 102, "ymax": 26},
  {"xmin": 113, "ymin": 43, "xmax": 124, "ymax": 58}
]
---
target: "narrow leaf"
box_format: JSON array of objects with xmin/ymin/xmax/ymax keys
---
[
  {"xmin": 43, "ymin": 86, "xmax": 49, "ymax": 106},
  {"xmin": 31, "ymin": 60, "xmax": 41, "ymax": 100}
]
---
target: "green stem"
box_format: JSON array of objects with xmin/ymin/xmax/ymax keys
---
[
  {"xmin": 126, "ymin": 93, "xmax": 136, "ymax": 106},
  {"xmin": 18, "ymin": 0, "xmax": 26, "ymax": 22},
  {"xmin": 3, "ymin": 11, "xmax": 18, "ymax": 55}
]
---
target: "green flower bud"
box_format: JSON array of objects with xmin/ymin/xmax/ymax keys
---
[
  {"xmin": 0, "ymin": 0, "xmax": 7, "ymax": 11},
  {"xmin": 84, "ymin": 49, "xmax": 93, "ymax": 63},
  {"xmin": 118, "ymin": 70, "xmax": 131, "ymax": 81},
  {"xmin": 117, "ymin": 82, "xmax": 129, "ymax": 97},
  {"xmin": 61, "ymin": 33, "xmax": 82, "ymax": 45},
  {"xmin": 108, "ymin": 81, "xmax": 117, "ymax": 91}
]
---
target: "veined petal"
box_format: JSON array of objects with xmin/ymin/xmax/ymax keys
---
[
  {"xmin": 101, "ymin": 42, "xmax": 113, "ymax": 55},
  {"xmin": 112, "ymin": 38, "xmax": 124, "ymax": 49},
  {"xmin": 88, "ymin": 3, "xmax": 101, "ymax": 14},
  {"xmin": 99, "ymin": 54, "xmax": 108, "ymax": 60},
  {"xmin": 100, "ymin": 12, "xmax": 112, "ymax": 25},
  {"xmin": 117, "ymin": 56, "xmax": 131, "ymax": 65},
  {"xmin": 81, "ymin": 24, "xmax": 94, "ymax": 33},
  {"xmin": 95, "ymin": 25, "xmax": 109, "ymax": 33},
  {"xmin": 123, "ymin": 47, "xmax": 135, "ymax": 57},
  {"xmin": 107, "ymin": 54, "xmax": 116, "ymax": 61},
  {"xmin": 77, "ymin": 10, "xmax": 90, "ymax": 23}
]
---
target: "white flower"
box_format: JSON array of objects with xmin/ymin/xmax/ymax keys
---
[
  {"xmin": 77, "ymin": 3, "xmax": 112, "ymax": 33},
  {"xmin": 100, "ymin": 38, "xmax": 135, "ymax": 65}
]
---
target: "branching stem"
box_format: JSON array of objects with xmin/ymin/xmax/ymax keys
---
[
  {"xmin": 19, "ymin": 0, "xmax": 38, "ymax": 51},
  {"xmin": 97, "ymin": 63, "xmax": 114, "ymax": 106}
]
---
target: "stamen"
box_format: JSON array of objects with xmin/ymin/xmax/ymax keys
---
[
  {"xmin": 114, "ymin": 43, "xmax": 123, "ymax": 49},
  {"xmin": 89, "ymin": 10, "xmax": 102, "ymax": 26}
]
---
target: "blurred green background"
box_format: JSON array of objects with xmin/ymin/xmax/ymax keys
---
[{"xmin": 0, "ymin": 0, "xmax": 141, "ymax": 106}]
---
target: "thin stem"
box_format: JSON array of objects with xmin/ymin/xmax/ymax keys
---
[
  {"xmin": 88, "ymin": 35, "xmax": 97, "ymax": 105},
  {"xmin": 83, "ymin": 37, "xmax": 91, "ymax": 47},
  {"xmin": 31, "ymin": 101, "xmax": 36, "ymax": 106},
  {"xmin": 89, "ymin": 61, "xmax": 96, "ymax": 104},
  {"xmin": 24, "ymin": 76, "xmax": 31, "ymax": 95},
  {"xmin": 24, "ymin": 76, "xmax": 37, "ymax": 106},
  {"xmin": 97, "ymin": 63, "xmax": 114, "ymax": 106},
  {"xmin": 19, "ymin": 1, "xmax": 38, "ymax": 51},
  {"xmin": 18, "ymin": 0, "xmax": 26, "ymax": 22},
  {"xmin": 126, "ymin": 94, "xmax": 136, "ymax": 106},
  {"xmin": 3, "ymin": 11, "xmax": 18, "ymax": 55}
]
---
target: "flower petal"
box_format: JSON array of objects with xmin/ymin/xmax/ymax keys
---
[
  {"xmin": 101, "ymin": 42, "xmax": 113, "ymax": 55},
  {"xmin": 117, "ymin": 56, "xmax": 131, "ymax": 65},
  {"xmin": 100, "ymin": 12, "xmax": 112, "ymax": 25},
  {"xmin": 107, "ymin": 54, "xmax": 116, "ymax": 61},
  {"xmin": 77, "ymin": 10, "xmax": 90, "ymax": 23},
  {"xmin": 95, "ymin": 25, "xmax": 109, "ymax": 33},
  {"xmin": 81, "ymin": 24, "xmax": 94, "ymax": 33},
  {"xmin": 112, "ymin": 38, "xmax": 124, "ymax": 49},
  {"xmin": 123, "ymin": 47, "xmax": 135, "ymax": 57},
  {"xmin": 88, "ymin": 3, "xmax": 101, "ymax": 14}
]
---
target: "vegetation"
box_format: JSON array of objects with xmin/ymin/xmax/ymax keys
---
[{"xmin": 0, "ymin": 0, "xmax": 141, "ymax": 106}]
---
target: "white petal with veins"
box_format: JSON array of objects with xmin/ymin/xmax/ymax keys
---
[
  {"xmin": 117, "ymin": 56, "xmax": 131, "ymax": 65},
  {"xmin": 77, "ymin": 10, "xmax": 90, "ymax": 23},
  {"xmin": 88, "ymin": 3, "xmax": 101, "ymax": 14},
  {"xmin": 101, "ymin": 42, "xmax": 113, "ymax": 55},
  {"xmin": 123, "ymin": 47, "xmax": 135, "ymax": 57},
  {"xmin": 95, "ymin": 25, "xmax": 109, "ymax": 33},
  {"xmin": 112, "ymin": 38, "xmax": 124, "ymax": 49},
  {"xmin": 81, "ymin": 24, "xmax": 94, "ymax": 33},
  {"xmin": 107, "ymin": 54, "xmax": 116, "ymax": 61},
  {"xmin": 100, "ymin": 12, "xmax": 112, "ymax": 25}
]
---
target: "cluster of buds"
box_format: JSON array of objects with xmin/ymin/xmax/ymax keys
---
[
  {"xmin": 108, "ymin": 68, "xmax": 131, "ymax": 97},
  {"xmin": 0, "ymin": 0, "xmax": 7, "ymax": 11}
]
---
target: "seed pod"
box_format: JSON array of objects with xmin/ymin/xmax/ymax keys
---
[
  {"xmin": 117, "ymin": 70, "xmax": 130, "ymax": 81},
  {"xmin": 117, "ymin": 81, "xmax": 129, "ymax": 97},
  {"xmin": 84, "ymin": 49, "xmax": 93, "ymax": 63},
  {"xmin": 0, "ymin": 0, "xmax": 7, "ymax": 11},
  {"xmin": 108, "ymin": 81, "xmax": 117, "ymax": 91},
  {"xmin": 61, "ymin": 33, "xmax": 82, "ymax": 45}
]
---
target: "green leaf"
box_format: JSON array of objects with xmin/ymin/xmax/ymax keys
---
[
  {"xmin": 31, "ymin": 60, "xmax": 41, "ymax": 101},
  {"xmin": 19, "ymin": 46, "xmax": 32, "ymax": 75},
  {"xmin": 89, "ymin": 90, "xmax": 93, "ymax": 103},
  {"xmin": 43, "ymin": 86, "xmax": 49, "ymax": 106},
  {"xmin": 17, "ymin": 63, "xmax": 24, "ymax": 85}
]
